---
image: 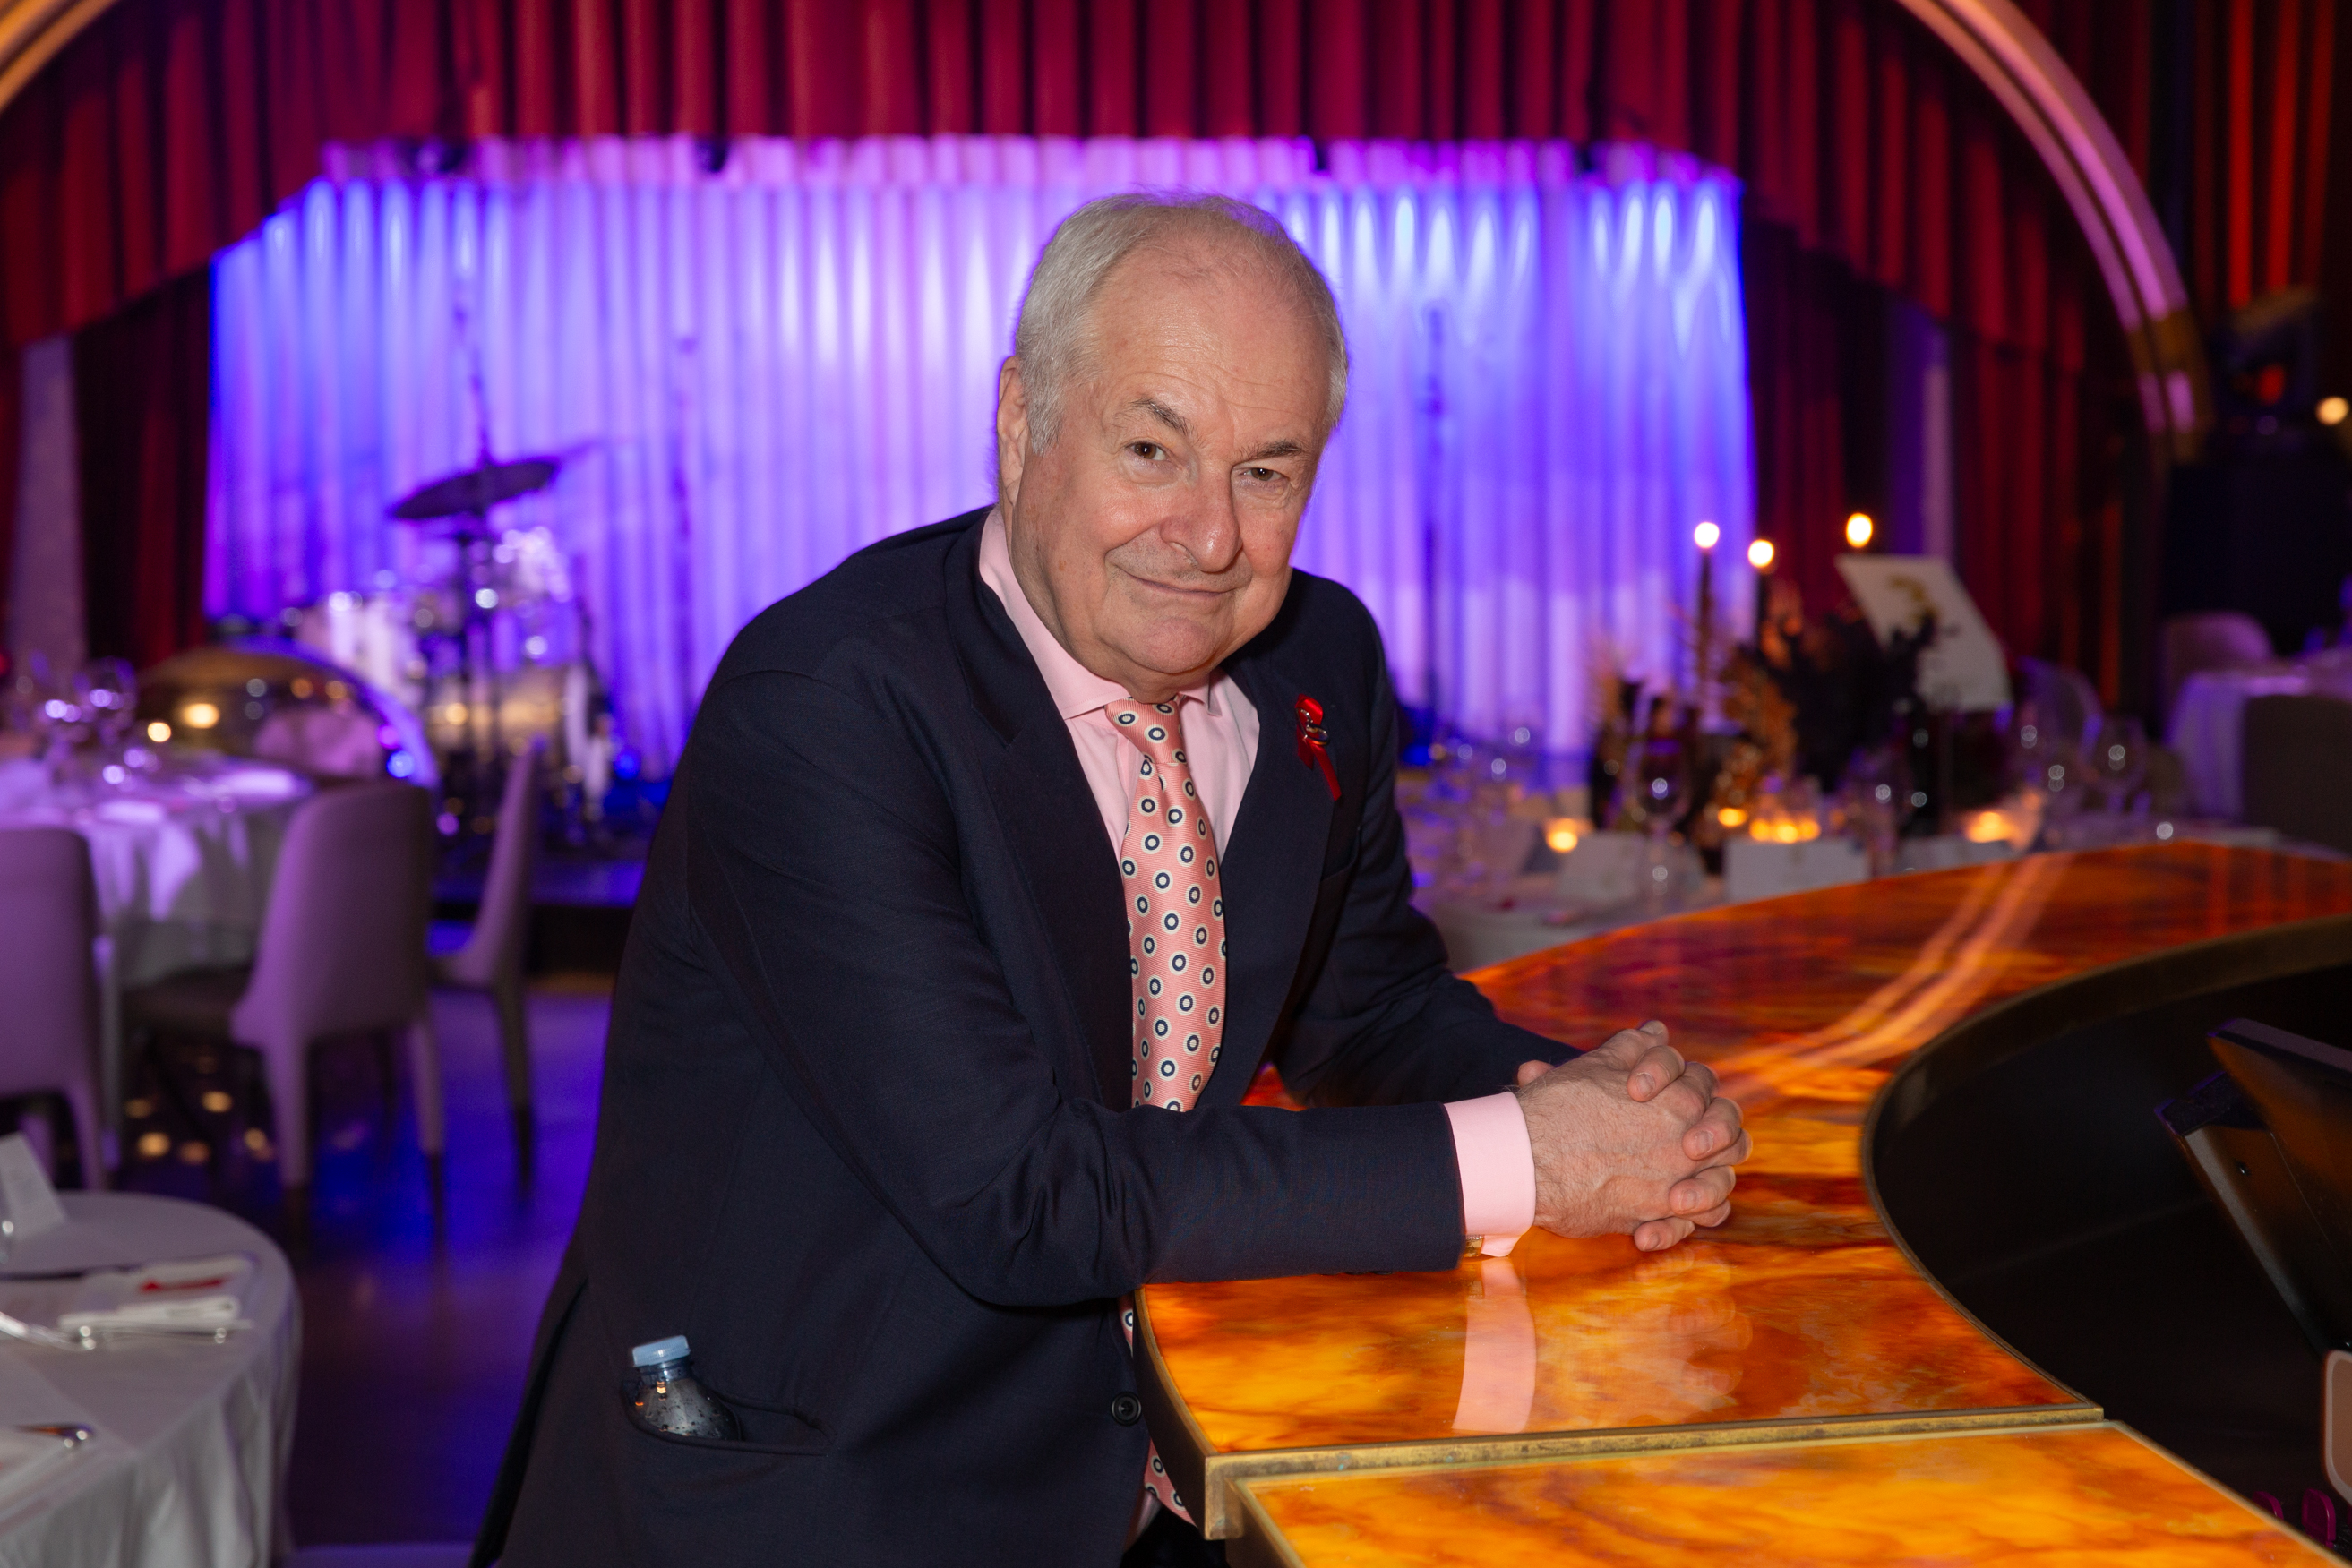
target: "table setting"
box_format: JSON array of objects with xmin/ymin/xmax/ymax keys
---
[
  {"xmin": 2167, "ymin": 645, "xmax": 2352, "ymax": 818},
  {"xmin": 2, "ymin": 659, "xmax": 313, "ymax": 1149},
  {"xmin": 1404, "ymin": 543, "xmax": 2327, "ymax": 974},
  {"xmin": 0, "ymin": 1137, "xmax": 296, "ymax": 1566}
]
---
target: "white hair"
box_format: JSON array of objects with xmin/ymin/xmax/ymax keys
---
[{"xmin": 1009, "ymin": 192, "xmax": 1349, "ymax": 452}]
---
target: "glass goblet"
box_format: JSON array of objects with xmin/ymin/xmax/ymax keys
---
[
  {"xmin": 2091, "ymin": 715, "xmax": 2149, "ymax": 817},
  {"xmin": 1631, "ymin": 734, "xmax": 1691, "ymax": 905},
  {"xmin": 74, "ymin": 658, "xmax": 138, "ymax": 754}
]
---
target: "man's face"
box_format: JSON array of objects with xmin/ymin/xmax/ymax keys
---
[{"xmin": 995, "ymin": 245, "xmax": 1330, "ymax": 702}]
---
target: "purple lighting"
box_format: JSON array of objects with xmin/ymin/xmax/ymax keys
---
[{"xmin": 208, "ymin": 136, "xmax": 1752, "ymax": 773}]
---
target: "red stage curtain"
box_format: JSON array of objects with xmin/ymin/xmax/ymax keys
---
[
  {"xmin": 2175, "ymin": 0, "xmax": 2339, "ymax": 317},
  {"xmin": 0, "ymin": 336, "xmax": 17, "ymax": 659},
  {"xmin": 0, "ymin": 0, "xmax": 2164, "ymax": 348},
  {"xmin": 73, "ymin": 268, "xmax": 210, "ymax": 670},
  {"xmin": 0, "ymin": 0, "xmax": 2312, "ymax": 696},
  {"xmin": 1741, "ymin": 219, "xmax": 1848, "ymax": 624}
]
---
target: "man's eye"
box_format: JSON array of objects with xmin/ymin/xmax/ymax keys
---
[
  {"xmin": 1241, "ymin": 467, "xmax": 1283, "ymax": 484},
  {"xmin": 1129, "ymin": 442, "xmax": 1167, "ymax": 461}
]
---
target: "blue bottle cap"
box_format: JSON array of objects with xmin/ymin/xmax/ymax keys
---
[{"xmin": 631, "ymin": 1335, "xmax": 691, "ymax": 1368}]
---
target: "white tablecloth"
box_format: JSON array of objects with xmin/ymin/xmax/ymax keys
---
[
  {"xmin": 0, "ymin": 756, "xmax": 311, "ymax": 1141},
  {"xmin": 0, "ymin": 1193, "xmax": 298, "ymax": 1567},
  {"xmin": 2169, "ymin": 658, "xmax": 2352, "ymax": 818}
]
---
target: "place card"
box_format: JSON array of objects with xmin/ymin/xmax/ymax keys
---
[
  {"xmin": 1554, "ymin": 833, "xmax": 1650, "ymax": 904},
  {"xmin": 1723, "ymin": 835, "xmax": 1869, "ymax": 904}
]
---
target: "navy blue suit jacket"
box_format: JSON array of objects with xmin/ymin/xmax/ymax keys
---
[{"xmin": 477, "ymin": 510, "xmax": 1560, "ymax": 1566}]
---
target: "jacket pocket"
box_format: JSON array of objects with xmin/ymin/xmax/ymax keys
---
[{"xmin": 622, "ymin": 1385, "xmax": 830, "ymax": 1457}]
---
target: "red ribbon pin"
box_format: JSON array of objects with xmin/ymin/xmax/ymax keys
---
[{"xmin": 1293, "ymin": 695, "xmax": 1340, "ymax": 801}]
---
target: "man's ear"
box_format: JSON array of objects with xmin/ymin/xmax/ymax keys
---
[{"xmin": 995, "ymin": 357, "xmax": 1032, "ymax": 507}]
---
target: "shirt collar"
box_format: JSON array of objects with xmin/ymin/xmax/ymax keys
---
[{"xmin": 976, "ymin": 509, "xmax": 1223, "ymax": 721}]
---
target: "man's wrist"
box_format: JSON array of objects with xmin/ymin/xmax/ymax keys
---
[{"xmin": 1445, "ymin": 1092, "xmax": 1537, "ymax": 1255}]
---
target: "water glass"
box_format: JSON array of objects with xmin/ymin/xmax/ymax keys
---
[
  {"xmin": 75, "ymin": 659, "xmax": 138, "ymax": 752},
  {"xmin": 1631, "ymin": 735, "xmax": 1691, "ymax": 904},
  {"xmin": 2091, "ymin": 715, "xmax": 2149, "ymax": 814}
]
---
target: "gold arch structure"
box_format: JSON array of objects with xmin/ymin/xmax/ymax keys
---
[
  {"xmin": 3, "ymin": 0, "xmax": 2209, "ymax": 458},
  {"xmin": 0, "ymin": 0, "xmax": 112, "ymax": 122},
  {"xmin": 1896, "ymin": 0, "xmax": 2210, "ymax": 461}
]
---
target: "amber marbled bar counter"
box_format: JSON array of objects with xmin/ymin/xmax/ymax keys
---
[
  {"xmin": 1134, "ymin": 845, "xmax": 2352, "ymax": 1547},
  {"xmin": 1228, "ymin": 1425, "xmax": 2338, "ymax": 1566}
]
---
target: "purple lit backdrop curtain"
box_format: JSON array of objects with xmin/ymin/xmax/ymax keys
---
[{"xmin": 206, "ymin": 136, "xmax": 1751, "ymax": 775}]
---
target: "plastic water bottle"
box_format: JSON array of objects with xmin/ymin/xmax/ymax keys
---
[{"xmin": 622, "ymin": 1335, "xmax": 743, "ymax": 1440}]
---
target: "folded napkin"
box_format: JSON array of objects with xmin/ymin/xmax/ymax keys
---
[
  {"xmin": 184, "ymin": 766, "xmax": 305, "ymax": 802},
  {"xmin": 57, "ymin": 1255, "xmax": 253, "ymax": 1333},
  {"xmin": 86, "ymin": 797, "xmax": 169, "ymax": 826}
]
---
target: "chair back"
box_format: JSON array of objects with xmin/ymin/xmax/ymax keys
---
[
  {"xmin": 2161, "ymin": 612, "xmax": 2274, "ymax": 726},
  {"xmin": 2014, "ymin": 657, "xmax": 2103, "ymax": 752},
  {"xmin": 0, "ymin": 828, "xmax": 99, "ymax": 1098},
  {"xmin": 2242, "ymin": 694, "xmax": 2352, "ymax": 855},
  {"xmin": 231, "ymin": 782, "xmax": 433, "ymax": 1048},
  {"xmin": 466, "ymin": 741, "xmax": 542, "ymax": 984}
]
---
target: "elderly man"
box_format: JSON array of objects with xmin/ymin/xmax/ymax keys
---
[{"xmin": 475, "ymin": 193, "xmax": 1747, "ymax": 1568}]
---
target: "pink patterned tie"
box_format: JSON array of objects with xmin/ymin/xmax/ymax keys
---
[{"xmin": 1106, "ymin": 698, "xmax": 1224, "ymax": 1523}]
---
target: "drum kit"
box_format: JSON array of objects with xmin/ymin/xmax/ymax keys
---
[{"xmin": 351, "ymin": 450, "xmax": 613, "ymax": 833}]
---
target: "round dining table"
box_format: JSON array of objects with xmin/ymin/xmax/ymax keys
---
[
  {"xmin": 0, "ymin": 1192, "xmax": 297, "ymax": 1566},
  {"xmin": 0, "ymin": 751, "xmax": 313, "ymax": 1149},
  {"xmin": 2169, "ymin": 649, "xmax": 2352, "ymax": 818}
]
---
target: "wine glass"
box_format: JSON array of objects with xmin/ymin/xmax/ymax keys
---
[
  {"xmin": 1631, "ymin": 732, "xmax": 1691, "ymax": 904},
  {"xmin": 1843, "ymin": 746, "xmax": 1903, "ymax": 877},
  {"xmin": 74, "ymin": 658, "xmax": 137, "ymax": 753},
  {"xmin": 2010, "ymin": 699, "xmax": 2084, "ymax": 824},
  {"xmin": 2090, "ymin": 715, "xmax": 2149, "ymax": 817}
]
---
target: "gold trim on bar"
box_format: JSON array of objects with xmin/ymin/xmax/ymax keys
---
[{"xmin": 1137, "ymin": 1281, "xmax": 2100, "ymax": 1542}]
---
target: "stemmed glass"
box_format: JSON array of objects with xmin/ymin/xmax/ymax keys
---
[
  {"xmin": 1841, "ymin": 747, "xmax": 1902, "ymax": 876},
  {"xmin": 2090, "ymin": 715, "xmax": 2149, "ymax": 818},
  {"xmin": 2010, "ymin": 699, "xmax": 2085, "ymax": 827},
  {"xmin": 75, "ymin": 659, "xmax": 137, "ymax": 753},
  {"xmin": 1631, "ymin": 731, "xmax": 1691, "ymax": 904}
]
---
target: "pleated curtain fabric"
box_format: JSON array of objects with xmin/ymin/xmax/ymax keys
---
[
  {"xmin": 10, "ymin": 0, "xmax": 2313, "ymax": 705},
  {"xmin": 203, "ymin": 133, "xmax": 1753, "ymax": 773}
]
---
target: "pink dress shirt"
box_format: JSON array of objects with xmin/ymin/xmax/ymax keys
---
[{"xmin": 975, "ymin": 510, "xmax": 1533, "ymax": 1255}]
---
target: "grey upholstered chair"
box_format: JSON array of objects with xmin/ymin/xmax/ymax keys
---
[
  {"xmin": 2160, "ymin": 611, "xmax": 2274, "ymax": 732},
  {"xmin": 124, "ymin": 782, "xmax": 442, "ymax": 1225},
  {"xmin": 0, "ymin": 828, "xmax": 105, "ymax": 1187},
  {"xmin": 431, "ymin": 741, "xmax": 541, "ymax": 1159},
  {"xmin": 2242, "ymin": 694, "xmax": 2352, "ymax": 857}
]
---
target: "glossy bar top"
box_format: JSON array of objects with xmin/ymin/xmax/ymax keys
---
[
  {"xmin": 1138, "ymin": 846, "xmax": 2352, "ymax": 1537},
  {"xmin": 1231, "ymin": 1425, "xmax": 2337, "ymax": 1567}
]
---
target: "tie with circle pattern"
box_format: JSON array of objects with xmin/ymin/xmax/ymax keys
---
[
  {"xmin": 1105, "ymin": 698, "xmax": 1225, "ymax": 1522},
  {"xmin": 1106, "ymin": 699, "xmax": 1226, "ymax": 1112}
]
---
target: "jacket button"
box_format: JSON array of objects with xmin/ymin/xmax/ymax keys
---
[{"xmin": 1110, "ymin": 1393, "xmax": 1143, "ymax": 1426}]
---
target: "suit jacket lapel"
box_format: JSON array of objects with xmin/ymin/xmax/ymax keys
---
[
  {"xmin": 1206, "ymin": 642, "xmax": 1336, "ymax": 1110},
  {"xmin": 941, "ymin": 520, "xmax": 1135, "ymax": 1110}
]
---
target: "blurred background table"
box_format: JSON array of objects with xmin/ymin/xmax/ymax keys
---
[
  {"xmin": 2169, "ymin": 650, "xmax": 2352, "ymax": 820},
  {"xmin": 0, "ymin": 755, "xmax": 312, "ymax": 1140},
  {"xmin": 0, "ymin": 1192, "xmax": 296, "ymax": 1567}
]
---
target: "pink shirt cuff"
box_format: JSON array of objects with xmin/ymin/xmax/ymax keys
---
[{"xmin": 1445, "ymin": 1092, "xmax": 1536, "ymax": 1258}]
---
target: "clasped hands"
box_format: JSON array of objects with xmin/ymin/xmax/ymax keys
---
[{"xmin": 1513, "ymin": 1021, "xmax": 1750, "ymax": 1252}]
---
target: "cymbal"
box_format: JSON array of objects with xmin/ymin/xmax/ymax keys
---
[{"xmin": 389, "ymin": 457, "xmax": 561, "ymax": 521}]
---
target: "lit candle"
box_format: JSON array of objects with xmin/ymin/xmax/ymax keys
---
[
  {"xmin": 1692, "ymin": 522, "xmax": 1718, "ymax": 712},
  {"xmin": 1747, "ymin": 536, "xmax": 1775, "ymax": 638}
]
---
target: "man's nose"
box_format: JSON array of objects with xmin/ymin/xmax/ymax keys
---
[{"xmin": 1163, "ymin": 476, "xmax": 1243, "ymax": 577}]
